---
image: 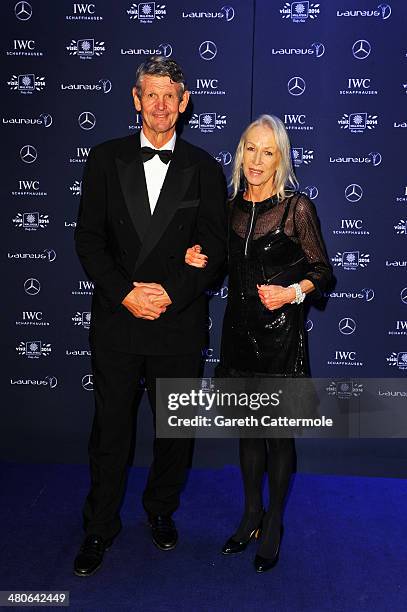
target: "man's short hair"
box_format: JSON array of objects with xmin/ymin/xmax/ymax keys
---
[{"xmin": 135, "ymin": 56, "xmax": 187, "ymax": 100}]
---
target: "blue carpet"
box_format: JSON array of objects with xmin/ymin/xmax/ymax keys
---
[{"xmin": 1, "ymin": 463, "xmax": 406, "ymax": 612}]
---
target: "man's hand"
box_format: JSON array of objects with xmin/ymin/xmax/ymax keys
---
[
  {"xmin": 133, "ymin": 282, "xmax": 172, "ymax": 309},
  {"xmin": 257, "ymin": 284, "xmax": 295, "ymax": 311},
  {"xmin": 121, "ymin": 283, "xmax": 167, "ymax": 320},
  {"xmin": 134, "ymin": 282, "xmax": 172, "ymax": 308}
]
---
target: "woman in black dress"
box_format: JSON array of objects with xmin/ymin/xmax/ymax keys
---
[{"xmin": 185, "ymin": 114, "xmax": 332, "ymax": 572}]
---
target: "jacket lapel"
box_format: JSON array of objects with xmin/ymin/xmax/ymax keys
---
[
  {"xmin": 134, "ymin": 138, "xmax": 194, "ymax": 271},
  {"xmin": 115, "ymin": 133, "xmax": 151, "ymax": 244}
]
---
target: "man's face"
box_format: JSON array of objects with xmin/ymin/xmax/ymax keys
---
[{"xmin": 132, "ymin": 75, "xmax": 189, "ymax": 138}]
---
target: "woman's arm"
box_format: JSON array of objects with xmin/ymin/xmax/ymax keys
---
[{"xmin": 258, "ymin": 193, "xmax": 332, "ymax": 311}]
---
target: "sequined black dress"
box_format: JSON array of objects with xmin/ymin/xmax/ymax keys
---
[{"xmin": 218, "ymin": 192, "xmax": 332, "ymax": 377}]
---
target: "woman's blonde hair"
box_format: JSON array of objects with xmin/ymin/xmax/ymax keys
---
[{"xmin": 229, "ymin": 114, "xmax": 298, "ymax": 201}]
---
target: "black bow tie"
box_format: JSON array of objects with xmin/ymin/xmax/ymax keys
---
[{"xmin": 140, "ymin": 146, "xmax": 173, "ymax": 165}]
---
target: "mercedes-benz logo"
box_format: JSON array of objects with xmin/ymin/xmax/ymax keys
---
[
  {"xmin": 82, "ymin": 374, "xmax": 94, "ymax": 391},
  {"xmin": 345, "ymin": 184, "xmax": 363, "ymax": 203},
  {"xmin": 24, "ymin": 277, "xmax": 41, "ymax": 295},
  {"xmin": 20, "ymin": 144, "xmax": 37, "ymax": 163},
  {"xmin": 311, "ymin": 42, "xmax": 325, "ymax": 58},
  {"xmin": 15, "ymin": 1, "xmax": 32, "ymax": 20},
  {"xmin": 352, "ymin": 39, "xmax": 371, "ymax": 60},
  {"xmin": 303, "ymin": 186, "xmax": 318, "ymax": 200},
  {"xmin": 157, "ymin": 43, "xmax": 173, "ymax": 58},
  {"xmin": 287, "ymin": 76, "xmax": 306, "ymax": 96},
  {"xmin": 369, "ymin": 151, "xmax": 382, "ymax": 167},
  {"xmin": 199, "ymin": 41, "xmax": 218, "ymax": 61},
  {"xmin": 221, "ymin": 5, "xmax": 235, "ymax": 21},
  {"xmin": 78, "ymin": 111, "xmax": 96, "ymax": 130},
  {"xmin": 305, "ymin": 319, "xmax": 313, "ymax": 332},
  {"xmin": 339, "ymin": 317, "xmax": 356, "ymax": 335},
  {"xmin": 401, "ymin": 288, "xmax": 407, "ymax": 305},
  {"xmin": 216, "ymin": 151, "xmax": 232, "ymax": 166}
]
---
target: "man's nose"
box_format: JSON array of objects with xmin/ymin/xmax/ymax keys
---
[{"xmin": 156, "ymin": 97, "xmax": 166, "ymax": 110}]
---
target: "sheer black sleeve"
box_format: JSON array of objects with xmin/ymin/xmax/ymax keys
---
[{"xmin": 293, "ymin": 194, "xmax": 332, "ymax": 298}]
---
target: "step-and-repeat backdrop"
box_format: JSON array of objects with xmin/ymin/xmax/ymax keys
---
[{"xmin": 1, "ymin": 0, "xmax": 406, "ymax": 465}]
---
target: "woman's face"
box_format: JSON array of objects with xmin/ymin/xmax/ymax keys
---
[{"xmin": 242, "ymin": 125, "xmax": 281, "ymax": 192}]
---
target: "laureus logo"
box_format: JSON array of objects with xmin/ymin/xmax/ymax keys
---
[
  {"xmin": 337, "ymin": 4, "xmax": 391, "ymax": 20},
  {"xmin": 215, "ymin": 151, "xmax": 232, "ymax": 166}
]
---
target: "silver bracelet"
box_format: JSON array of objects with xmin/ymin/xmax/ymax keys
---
[{"xmin": 289, "ymin": 283, "xmax": 306, "ymax": 304}]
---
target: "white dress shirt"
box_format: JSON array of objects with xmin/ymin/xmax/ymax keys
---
[{"xmin": 140, "ymin": 130, "xmax": 176, "ymax": 213}]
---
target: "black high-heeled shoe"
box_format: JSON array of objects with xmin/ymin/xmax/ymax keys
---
[
  {"xmin": 222, "ymin": 526, "xmax": 262, "ymax": 555},
  {"xmin": 254, "ymin": 525, "xmax": 284, "ymax": 573}
]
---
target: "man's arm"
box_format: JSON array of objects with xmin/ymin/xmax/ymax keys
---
[
  {"xmin": 160, "ymin": 159, "xmax": 228, "ymax": 312},
  {"xmin": 75, "ymin": 147, "xmax": 163, "ymax": 319}
]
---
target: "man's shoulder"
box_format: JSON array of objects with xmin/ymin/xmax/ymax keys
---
[{"xmin": 90, "ymin": 134, "xmax": 138, "ymax": 159}]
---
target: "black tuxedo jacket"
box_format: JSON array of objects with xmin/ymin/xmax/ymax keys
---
[{"xmin": 75, "ymin": 133, "xmax": 227, "ymax": 354}]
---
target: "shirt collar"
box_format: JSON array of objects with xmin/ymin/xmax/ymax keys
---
[{"xmin": 140, "ymin": 130, "xmax": 176, "ymax": 151}]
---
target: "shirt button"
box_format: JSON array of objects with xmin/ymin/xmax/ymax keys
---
[
  {"xmin": 122, "ymin": 249, "xmax": 128, "ymax": 255},
  {"xmin": 119, "ymin": 219, "xmax": 124, "ymax": 225},
  {"xmin": 178, "ymin": 225, "xmax": 184, "ymax": 230}
]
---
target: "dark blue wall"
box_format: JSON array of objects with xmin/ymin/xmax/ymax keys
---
[{"xmin": 2, "ymin": 1, "xmax": 406, "ymax": 476}]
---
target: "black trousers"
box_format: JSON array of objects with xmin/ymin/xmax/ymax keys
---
[{"xmin": 82, "ymin": 346, "xmax": 202, "ymax": 540}]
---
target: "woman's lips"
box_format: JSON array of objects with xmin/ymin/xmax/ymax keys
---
[{"xmin": 248, "ymin": 168, "xmax": 263, "ymax": 176}]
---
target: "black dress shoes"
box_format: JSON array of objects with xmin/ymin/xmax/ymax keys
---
[
  {"xmin": 148, "ymin": 515, "xmax": 178, "ymax": 551},
  {"xmin": 254, "ymin": 551, "xmax": 280, "ymax": 573},
  {"xmin": 222, "ymin": 527, "xmax": 261, "ymax": 555},
  {"xmin": 74, "ymin": 534, "xmax": 112, "ymax": 577},
  {"xmin": 254, "ymin": 526, "xmax": 283, "ymax": 573}
]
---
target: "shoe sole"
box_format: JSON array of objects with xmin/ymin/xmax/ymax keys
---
[
  {"xmin": 221, "ymin": 549, "xmax": 246, "ymax": 555},
  {"xmin": 151, "ymin": 537, "xmax": 177, "ymax": 551},
  {"xmin": 73, "ymin": 562, "xmax": 102, "ymax": 578}
]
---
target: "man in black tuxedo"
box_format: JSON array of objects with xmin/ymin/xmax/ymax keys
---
[{"xmin": 73, "ymin": 57, "xmax": 227, "ymax": 576}]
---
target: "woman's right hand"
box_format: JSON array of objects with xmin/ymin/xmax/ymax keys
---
[{"xmin": 185, "ymin": 244, "xmax": 208, "ymax": 268}]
